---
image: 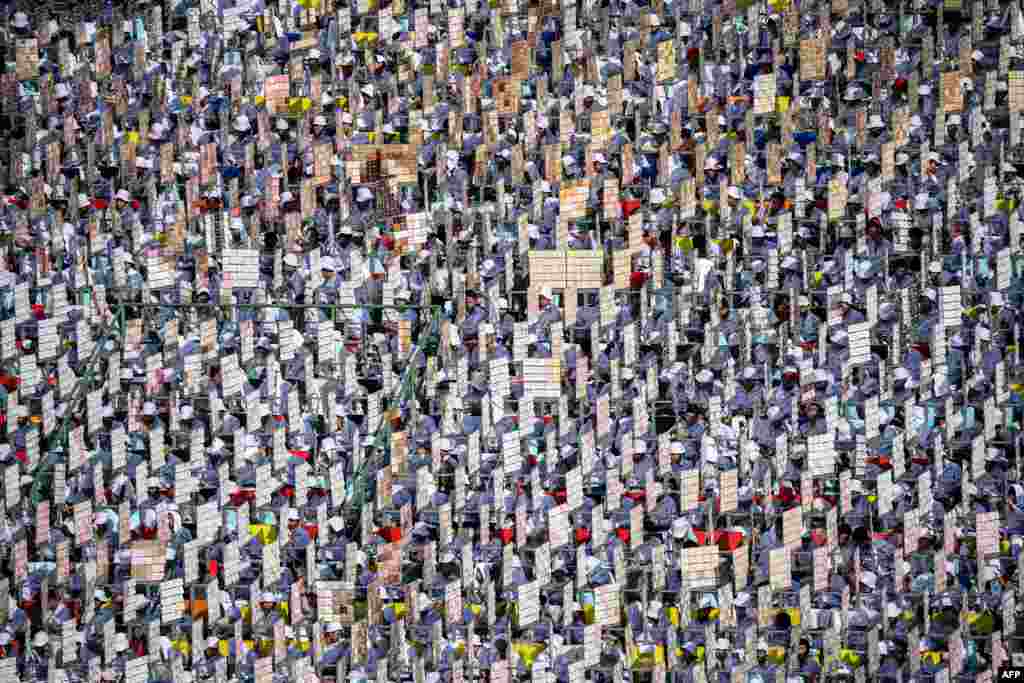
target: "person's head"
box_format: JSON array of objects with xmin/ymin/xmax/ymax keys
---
[
  {"xmin": 141, "ymin": 401, "xmax": 158, "ymax": 428},
  {"xmin": 798, "ymin": 638, "xmax": 810, "ymax": 659},
  {"xmin": 756, "ymin": 646, "xmax": 768, "ymax": 664},
  {"xmin": 867, "ymin": 218, "xmax": 883, "ymax": 241}
]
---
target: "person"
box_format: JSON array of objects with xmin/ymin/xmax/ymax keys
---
[
  {"xmin": 23, "ymin": 631, "xmax": 49, "ymax": 679},
  {"xmin": 747, "ymin": 641, "xmax": 777, "ymax": 683},
  {"xmin": 794, "ymin": 638, "xmax": 821, "ymax": 678},
  {"xmin": 196, "ymin": 636, "xmax": 225, "ymax": 679}
]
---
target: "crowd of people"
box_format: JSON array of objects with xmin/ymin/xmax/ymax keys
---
[{"xmin": 0, "ymin": 0, "xmax": 1022, "ymax": 681}]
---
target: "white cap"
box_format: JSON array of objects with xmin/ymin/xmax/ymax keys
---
[{"xmin": 671, "ymin": 518, "xmax": 690, "ymax": 539}]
